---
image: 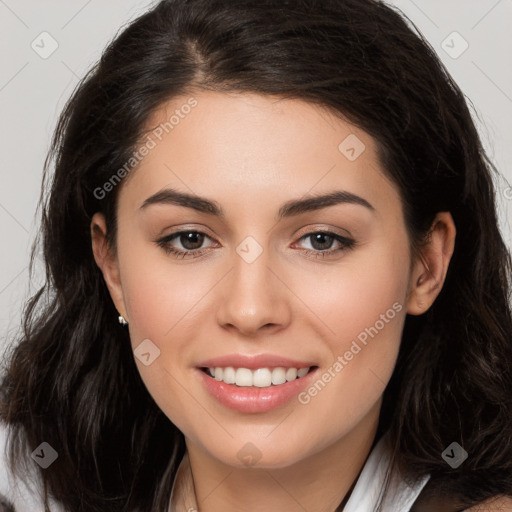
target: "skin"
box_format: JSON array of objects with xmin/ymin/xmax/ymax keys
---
[{"xmin": 91, "ymin": 91, "xmax": 456, "ymax": 511}]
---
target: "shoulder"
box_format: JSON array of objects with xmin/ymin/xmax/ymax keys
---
[
  {"xmin": 465, "ymin": 497, "xmax": 512, "ymax": 511},
  {"xmin": 0, "ymin": 494, "xmax": 15, "ymax": 512},
  {"xmin": 0, "ymin": 422, "xmax": 17, "ymax": 511},
  {"xmin": 0, "ymin": 422, "xmax": 65, "ymax": 512},
  {"xmin": 0, "ymin": 421, "xmax": 32, "ymax": 511},
  {"xmin": 411, "ymin": 493, "xmax": 512, "ymax": 512},
  {"xmin": 0, "ymin": 423, "xmax": 15, "ymax": 503}
]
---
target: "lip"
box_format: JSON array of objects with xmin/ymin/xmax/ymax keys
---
[
  {"xmin": 197, "ymin": 364, "xmax": 319, "ymax": 413},
  {"xmin": 197, "ymin": 354, "xmax": 316, "ymax": 370}
]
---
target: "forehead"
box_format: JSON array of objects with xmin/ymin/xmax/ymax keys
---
[{"xmin": 119, "ymin": 90, "xmax": 400, "ymax": 217}]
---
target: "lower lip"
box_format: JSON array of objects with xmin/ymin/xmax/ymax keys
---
[{"xmin": 197, "ymin": 368, "xmax": 318, "ymax": 413}]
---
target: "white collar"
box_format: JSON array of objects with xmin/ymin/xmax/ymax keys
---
[{"xmin": 342, "ymin": 433, "xmax": 429, "ymax": 511}]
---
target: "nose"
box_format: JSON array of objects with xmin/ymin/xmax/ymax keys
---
[{"xmin": 215, "ymin": 249, "xmax": 292, "ymax": 337}]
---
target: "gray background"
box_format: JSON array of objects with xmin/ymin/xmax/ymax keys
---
[{"xmin": 1, "ymin": 0, "xmax": 511, "ymax": 353}]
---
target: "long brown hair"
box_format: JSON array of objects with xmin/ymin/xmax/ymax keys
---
[{"xmin": 1, "ymin": 1, "xmax": 511, "ymax": 510}]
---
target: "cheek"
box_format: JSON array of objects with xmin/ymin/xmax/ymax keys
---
[
  {"xmin": 115, "ymin": 236, "xmax": 233, "ymax": 428},
  {"xmin": 290, "ymin": 234, "xmax": 410, "ymax": 354},
  {"xmin": 287, "ymin": 236, "xmax": 410, "ymax": 424},
  {"xmin": 118, "ymin": 235, "xmax": 210, "ymax": 340}
]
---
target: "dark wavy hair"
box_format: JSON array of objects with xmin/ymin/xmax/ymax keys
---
[{"xmin": 1, "ymin": 0, "xmax": 511, "ymax": 510}]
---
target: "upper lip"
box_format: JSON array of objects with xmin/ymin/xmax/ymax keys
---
[{"xmin": 197, "ymin": 354, "xmax": 317, "ymax": 370}]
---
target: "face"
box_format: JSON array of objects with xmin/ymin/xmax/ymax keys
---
[{"xmin": 92, "ymin": 91, "xmax": 430, "ymax": 469}]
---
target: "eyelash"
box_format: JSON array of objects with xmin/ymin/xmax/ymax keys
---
[{"xmin": 156, "ymin": 230, "xmax": 356, "ymax": 260}]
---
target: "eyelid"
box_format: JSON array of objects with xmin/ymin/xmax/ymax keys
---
[
  {"xmin": 158, "ymin": 229, "xmax": 218, "ymax": 249},
  {"xmin": 158, "ymin": 224, "xmax": 353, "ymax": 246},
  {"xmin": 292, "ymin": 230, "xmax": 355, "ymax": 251},
  {"xmin": 292, "ymin": 224, "xmax": 354, "ymax": 240},
  {"xmin": 156, "ymin": 225, "xmax": 356, "ymax": 263}
]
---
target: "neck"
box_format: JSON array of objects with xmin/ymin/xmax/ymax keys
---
[{"xmin": 185, "ymin": 401, "xmax": 382, "ymax": 512}]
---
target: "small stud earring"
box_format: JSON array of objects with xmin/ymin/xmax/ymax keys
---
[{"xmin": 118, "ymin": 315, "xmax": 128, "ymax": 326}]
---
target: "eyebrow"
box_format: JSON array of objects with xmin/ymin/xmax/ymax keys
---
[{"xmin": 139, "ymin": 188, "xmax": 375, "ymax": 219}]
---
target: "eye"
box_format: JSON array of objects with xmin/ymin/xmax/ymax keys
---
[
  {"xmin": 156, "ymin": 230, "xmax": 217, "ymax": 259},
  {"xmin": 156, "ymin": 229, "xmax": 356, "ymax": 260},
  {"xmin": 293, "ymin": 231, "xmax": 356, "ymax": 259}
]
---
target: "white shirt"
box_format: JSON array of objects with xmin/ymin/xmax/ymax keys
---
[
  {"xmin": 0, "ymin": 421, "xmax": 429, "ymax": 511},
  {"xmin": 343, "ymin": 433, "xmax": 430, "ymax": 511}
]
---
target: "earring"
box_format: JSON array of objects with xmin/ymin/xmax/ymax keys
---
[{"xmin": 118, "ymin": 315, "xmax": 128, "ymax": 326}]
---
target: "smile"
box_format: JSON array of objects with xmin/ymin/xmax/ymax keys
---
[
  {"xmin": 197, "ymin": 364, "xmax": 319, "ymax": 413},
  {"xmin": 203, "ymin": 366, "xmax": 312, "ymax": 387}
]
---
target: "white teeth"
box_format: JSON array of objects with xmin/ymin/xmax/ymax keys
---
[
  {"xmin": 253, "ymin": 368, "xmax": 272, "ymax": 387},
  {"xmin": 297, "ymin": 367, "xmax": 309, "ymax": 378},
  {"xmin": 271, "ymin": 367, "xmax": 287, "ymax": 385},
  {"xmin": 223, "ymin": 366, "xmax": 236, "ymax": 384},
  {"xmin": 235, "ymin": 368, "xmax": 253, "ymax": 387},
  {"xmin": 285, "ymin": 367, "xmax": 297, "ymax": 381},
  {"xmin": 206, "ymin": 366, "xmax": 311, "ymax": 387}
]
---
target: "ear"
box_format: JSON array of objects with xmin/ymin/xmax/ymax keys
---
[
  {"xmin": 90, "ymin": 212, "xmax": 128, "ymax": 321},
  {"xmin": 406, "ymin": 212, "xmax": 456, "ymax": 315}
]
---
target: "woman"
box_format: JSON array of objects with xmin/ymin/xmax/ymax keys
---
[{"xmin": 1, "ymin": 0, "xmax": 511, "ymax": 510}]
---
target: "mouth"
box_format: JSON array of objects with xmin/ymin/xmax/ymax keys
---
[
  {"xmin": 200, "ymin": 366, "xmax": 317, "ymax": 388},
  {"xmin": 198, "ymin": 364, "xmax": 319, "ymax": 413},
  {"xmin": 196, "ymin": 354, "xmax": 320, "ymax": 412}
]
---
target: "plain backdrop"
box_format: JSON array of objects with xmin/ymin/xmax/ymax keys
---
[{"xmin": 0, "ymin": 0, "xmax": 511, "ymax": 353}]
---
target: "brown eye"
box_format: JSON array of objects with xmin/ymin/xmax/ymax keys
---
[
  {"xmin": 156, "ymin": 230, "xmax": 216, "ymax": 258},
  {"xmin": 294, "ymin": 231, "xmax": 356, "ymax": 259},
  {"xmin": 308, "ymin": 233, "xmax": 336, "ymax": 251},
  {"xmin": 178, "ymin": 232, "xmax": 206, "ymax": 250}
]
